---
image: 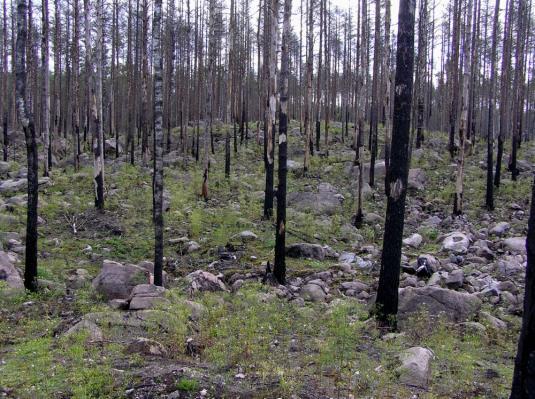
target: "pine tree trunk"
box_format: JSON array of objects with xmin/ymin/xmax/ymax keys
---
[
  {"xmin": 92, "ymin": 0, "xmax": 104, "ymax": 210},
  {"xmin": 485, "ymin": 0, "xmax": 499, "ymax": 211},
  {"xmin": 510, "ymin": 176, "xmax": 535, "ymax": 398},
  {"xmin": 152, "ymin": 0, "xmax": 164, "ymax": 287},
  {"xmin": 41, "ymin": 0, "xmax": 50, "ymax": 176},
  {"xmin": 16, "ymin": 0, "xmax": 38, "ymax": 291},
  {"xmin": 274, "ymin": 0, "xmax": 291, "ymax": 285},
  {"xmin": 374, "ymin": 0, "xmax": 416, "ymax": 328}
]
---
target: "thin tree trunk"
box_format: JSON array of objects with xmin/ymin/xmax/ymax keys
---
[
  {"xmin": 16, "ymin": 0, "xmax": 38, "ymax": 291},
  {"xmin": 41, "ymin": 0, "xmax": 50, "ymax": 176},
  {"xmin": 152, "ymin": 0, "xmax": 164, "ymax": 287},
  {"xmin": 485, "ymin": 0, "xmax": 499, "ymax": 211},
  {"xmin": 374, "ymin": 0, "xmax": 416, "ymax": 328},
  {"xmin": 274, "ymin": 0, "xmax": 291, "ymax": 285},
  {"xmin": 92, "ymin": 0, "xmax": 104, "ymax": 210}
]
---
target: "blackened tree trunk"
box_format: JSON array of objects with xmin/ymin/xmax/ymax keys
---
[
  {"xmin": 495, "ymin": 0, "xmax": 513, "ymax": 187},
  {"xmin": 274, "ymin": 0, "xmax": 291, "ymax": 285},
  {"xmin": 510, "ymin": 177, "xmax": 535, "ymax": 398},
  {"xmin": 2, "ymin": 0, "xmax": 7, "ymax": 162},
  {"xmin": 303, "ymin": 0, "xmax": 313, "ymax": 172},
  {"xmin": 92, "ymin": 0, "xmax": 104, "ymax": 210},
  {"xmin": 41, "ymin": 0, "xmax": 50, "ymax": 177},
  {"xmin": 374, "ymin": 0, "xmax": 416, "ymax": 328},
  {"xmin": 263, "ymin": 0, "xmax": 277, "ymax": 219},
  {"xmin": 16, "ymin": 0, "xmax": 38, "ymax": 291},
  {"xmin": 486, "ymin": 0, "xmax": 499, "ymax": 211},
  {"xmin": 368, "ymin": 0, "xmax": 381, "ymax": 187},
  {"xmin": 152, "ymin": 0, "xmax": 164, "ymax": 287}
]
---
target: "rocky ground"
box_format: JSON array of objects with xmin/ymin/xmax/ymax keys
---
[{"xmin": 0, "ymin": 122, "xmax": 532, "ymax": 398}]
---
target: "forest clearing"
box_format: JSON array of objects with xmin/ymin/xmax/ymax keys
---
[{"xmin": 1, "ymin": 0, "xmax": 535, "ymax": 397}]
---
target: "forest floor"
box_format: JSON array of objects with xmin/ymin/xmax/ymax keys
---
[{"xmin": 0, "ymin": 121, "xmax": 532, "ymax": 398}]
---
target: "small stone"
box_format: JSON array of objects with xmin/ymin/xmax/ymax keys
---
[
  {"xmin": 126, "ymin": 337, "xmax": 168, "ymax": 357},
  {"xmin": 403, "ymin": 233, "xmax": 423, "ymax": 248},
  {"xmin": 239, "ymin": 230, "xmax": 258, "ymax": 242},
  {"xmin": 446, "ymin": 269, "xmax": 464, "ymax": 290},
  {"xmin": 396, "ymin": 347, "xmax": 434, "ymax": 389}
]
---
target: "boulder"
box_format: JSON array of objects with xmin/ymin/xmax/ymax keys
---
[
  {"xmin": 339, "ymin": 281, "xmax": 368, "ymax": 297},
  {"xmin": 396, "ymin": 347, "xmax": 434, "ymax": 389},
  {"xmin": 128, "ymin": 284, "xmax": 168, "ymax": 310},
  {"xmin": 127, "ymin": 337, "xmax": 168, "ymax": 357},
  {"xmin": 186, "ymin": 270, "xmax": 229, "ymax": 293},
  {"xmin": 66, "ymin": 268, "xmax": 90, "ymax": 290},
  {"xmin": 489, "ymin": 222, "xmax": 511, "ymax": 237},
  {"xmin": 65, "ymin": 319, "xmax": 104, "ymax": 342},
  {"xmin": 105, "ymin": 138, "xmax": 123, "ymax": 156},
  {"xmin": 445, "ymin": 269, "xmax": 464, "ymax": 290},
  {"xmin": 442, "ymin": 232, "xmax": 470, "ymax": 254},
  {"xmin": 287, "ymin": 184, "xmax": 343, "ymax": 216},
  {"xmin": 408, "ymin": 168, "xmax": 427, "ymax": 191},
  {"xmin": 239, "ymin": 230, "xmax": 258, "ymax": 242},
  {"xmin": 300, "ymin": 281, "xmax": 328, "ymax": 302},
  {"xmin": 92, "ymin": 260, "xmax": 149, "ymax": 300},
  {"xmin": 398, "ymin": 286, "xmax": 482, "ymax": 321},
  {"xmin": 502, "ymin": 237, "xmax": 526, "ymax": 254},
  {"xmin": 286, "ymin": 243, "xmax": 325, "ymax": 260},
  {"xmin": 479, "ymin": 311, "xmax": 507, "ymax": 330},
  {"xmin": 0, "ymin": 250, "xmax": 23, "ymax": 290},
  {"xmin": 403, "ymin": 233, "xmax": 423, "ymax": 248}
]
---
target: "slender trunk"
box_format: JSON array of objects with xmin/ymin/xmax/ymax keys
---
[
  {"xmin": 485, "ymin": 0, "xmax": 499, "ymax": 211},
  {"xmin": 274, "ymin": 0, "xmax": 291, "ymax": 285},
  {"xmin": 41, "ymin": 0, "xmax": 50, "ymax": 176},
  {"xmin": 152, "ymin": 0, "xmax": 164, "ymax": 287},
  {"xmin": 92, "ymin": 0, "xmax": 104, "ymax": 210},
  {"xmin": 374, "ymin": 0, "xmax": 416, "ymax": 328},
  {"xmin": 16, "ymin": 0, "xmax": 38, "ymax": 291}
]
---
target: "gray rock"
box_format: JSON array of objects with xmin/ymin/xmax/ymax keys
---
[
  {"xmin": 286, "ymin": 243, "xmax": 325, "ymax": 260},
  {"xmin": 105, "ymin": 138, "xmax": 123, "ymax": 155},
  {"xmin": 442, "ymin": 232, "xmax": 470, "ymax": 254},
  {"xmin": 0, "ymin": 250, "xmax": 23, "ymax": 290},
  {"xmin": 239, "ymin": 230, "xmax": 258, "ymax": 242},
  {"xmin": 408, "ymin": 168, "xmax": 427, "ymax": 191},
  {"xmin": 287, "ymin": 185, "xmax": 343, "ymax": 216},
  {"xmin": 446, "ymin": 269, "xmax": 464, "ymax": 290},
  {"xmin": 300, "ymin": 282, "xmax": 328, "ymax": 302},
  {"xmin": 65, "ymin": 319, "xmax": 104, "ymax": 342},
  {"xmin": 186, "ymin": 270, "xmax": 229, "ymax": 293},
  {"xmin": 398, "ymin": 286, "xmax": 482, "ymax": 321},
  {"xmin": 479, "ymin": 311, "xmax": 507, "ymax": 330},
  {"xmin": 340, "ymin": 281, "xmax": 368, "ymax": 296},
  {"xmin": 403, "ymin": 233, "xmax": 423, "ymax": 248},
  {"xmin": 502, "ymin": 237, "xmax": 526, "ymax": 254},
  {"xmin": 127, "ymin": 337, "xmax": 168, "ymax": 357},
  {"xmin": 489, "ymin": 222, "xmax": 511, "ymax": 237},
  {"xmin": 338, "ymin": 251, "xmax": 357, "ymax": 264},
  {"xmin": 92, "ymin": 260, "xmax": 149, "ymax": 300},
  {"xmin": 128, "ymin": 284, "xmax": 168, "ymax": 310},
  {"xmin": 396, "ymin": 347, "xmax": 434, "ymax": 389},
  {"xmin": 66, "ymin": 268, "xmax": 90, "ymax": 290}
]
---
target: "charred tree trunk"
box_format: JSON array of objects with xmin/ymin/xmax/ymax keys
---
[
  {"xmin": 16, "ymin": 0, "xmax": 38, "ymax": 291},
  {"xmin": 152, "ymin": 0, "xmax": 164, "ymax": 287},
  {"xmin": 485, "ymin": 0, "xmax": 499, "ymax": 211},
  {"xmin": 274, "ymin": 0, "xmax": 291, "ymax": 285},
  {"xmin": 374, "ymin": 0, "xmax": 416, "ymax": 328},
  {"xmin": 41, "ymin": 0, "xmax": 50, "ymax": 176},
  {"xmin": 510, "ymin": 176, "xmax": 535, "ymax": 398}
]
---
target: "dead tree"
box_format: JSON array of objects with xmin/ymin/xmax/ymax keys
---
[{"xmin": 16, "ymin": 0, "xmax": 38, "ymax": 291}]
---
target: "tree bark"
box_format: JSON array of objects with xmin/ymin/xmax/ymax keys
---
[
  {"xmin": 374, "ymin": 0, "xmax": 416, "ymax": 328},
  {"xmin": 274, "ymin": 0, "xmax": 291, "ymax": 285},
  {"xmin": 16, "ymin": 0, "xmax": 38, "ymax": 291},
  {"xmin": 510, "ymin": 176, "xmax": 535, "ymax": 398},
  {"xmin": 152, "ymin": 0, "xmax": 164, "ymax": 287}
]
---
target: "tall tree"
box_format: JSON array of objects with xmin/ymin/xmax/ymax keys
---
[
  {"xmin": 263, "ymin": 0, "xmax": 277, "ymax": 218},
  {"xmin": 274, "ymin": 0, "xmax": 292, "ymax": 285},
  {"xmin": 303, "ymin": 0, "xmax": 313, "ymax": 172},
  {"xmin": 374, "ymin": 0, "xmax": 416, "ymax": 327},
  {"xmin": 153, "ymin": 0, "xmax": 164, "ymax": 287},
  {"xmin": 510, "ymin": 176, "xmax": 535, "ymax": 398},
  {"xmin": 15, "ymin": 0, "xmax": 38, "ymax": 291},
  {"xmin": 202, "ymin": 0, "xmax": 215, "ymax": 201},
  {"xmin": 368, "ymin": 0, "xmax": 381, "ymax": 187},
  {"xmin": 92, "ymin": 0, "xmax": 104, "ymax": 210},
  {"xmin": 485, "ymin": 0, "xmax": 499, "ymax": 211},
  {"xmin": 41, "ymin": 0, "xmax": 50, "ymax": 177}
]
